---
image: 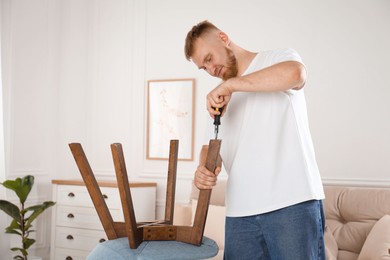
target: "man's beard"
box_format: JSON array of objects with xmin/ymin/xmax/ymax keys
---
[{"xmin": 222, "ymin": 47, "xmax": 238, "ymax": 81}]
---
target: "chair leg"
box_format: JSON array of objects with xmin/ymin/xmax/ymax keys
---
[
  {"xmin": 164, "ymin": 140, "xmax": 179, "ymax": 224},
  {"xmin": 190, "ymin": 139, "xmax": 221, "ymax": 245},
  {"xmin": 111, "ymin": 143, "xmax": 143, "ymax": 249},
  {"xmin": 68, "ymin": 143, "xmax": 118, "ymax": 240}
]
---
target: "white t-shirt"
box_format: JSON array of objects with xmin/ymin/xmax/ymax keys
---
[{"xmin": 214, "ymin": 48, "xmax": 325, "ymax": 217}]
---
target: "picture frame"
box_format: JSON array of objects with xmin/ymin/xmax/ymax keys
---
[{"xmin": 146, "ymin": 79, "xmax": 195, "ymax": 160}]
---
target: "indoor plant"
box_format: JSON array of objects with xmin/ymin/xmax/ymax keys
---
[{"xmin": 0, "ymin": 175, "xmax": 55, "ymax": 260}]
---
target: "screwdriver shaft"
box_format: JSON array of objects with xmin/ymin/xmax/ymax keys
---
[{"xmin": 213, "ymin": 107, "xmax": 222, "ymax": 140}]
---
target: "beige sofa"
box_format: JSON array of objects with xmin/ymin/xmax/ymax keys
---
[{"xmin": 174, "ymin": 181, "xmax": 390, "ymax": 260}]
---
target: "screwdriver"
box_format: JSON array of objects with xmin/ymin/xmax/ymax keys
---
[{"xmin": 213, "ymin": 106, "xmax": 223, "ymax": 140}]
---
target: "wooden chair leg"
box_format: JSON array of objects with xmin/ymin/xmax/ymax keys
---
[
  {"xmin": 164, "ymin": 140, "xmax": 179, "ymax": 224},
  {"xmin": 190, "ymin": 139, "xmax": 221, "ymax": 245},
  {"xmin": 68, "ymin": 143, "xmax": 118, "ymax": 240},
  {"xmin": 111, "ymin": 143, "xmax": 143, "ymax": 249},
  {"xmin": 176, "ymin": 139, "xmax": 221, "ymax": 245}
]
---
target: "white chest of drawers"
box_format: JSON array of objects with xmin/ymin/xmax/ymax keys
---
[{"xmin": 50, "ymin": 180, "xmax": 157, "ymax": 260}]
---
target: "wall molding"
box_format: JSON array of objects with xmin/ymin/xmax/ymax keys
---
[
  {"xmin": 8, "ymin": 169, "xmax": 48, "ymax": 178},
  {"xmin": 139, "ymin": 171, "xmax": 194, "ymax": 180},
  {"xmin": 322, "ymin": 177, "xmax": 390, "ymax": 188}
]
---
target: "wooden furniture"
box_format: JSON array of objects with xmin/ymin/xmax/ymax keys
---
[
  {"xmin": 68, "ymin": 139, "xmax": 221, "ymax": 250},
  {"xmin": 50, "ymin": 179, "xmax": 156, "ymax": 260}
]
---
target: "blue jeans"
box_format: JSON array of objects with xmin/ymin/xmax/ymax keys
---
[{"xmin": 224, "ymin": 200, "xmax": 326, "ymax": 260}]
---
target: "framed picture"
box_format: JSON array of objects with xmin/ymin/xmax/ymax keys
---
[{"xmin": 146, "ymin": 79, "xmax": 195, "ymax": 160}]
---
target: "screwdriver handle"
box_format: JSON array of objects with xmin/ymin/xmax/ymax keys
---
[{"xmin": 213, "ymin": 107, "xmax": 223, "ymax": 126}]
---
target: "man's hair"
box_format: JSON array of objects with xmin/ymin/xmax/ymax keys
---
[{"xmin": 184, "ymin": 20, "xmax": 220, "ymax": 61}]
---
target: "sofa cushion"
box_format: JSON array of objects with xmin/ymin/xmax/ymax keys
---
[
  {"xmin": 357, "ymin": 214, "xmax": 390, "ymax": 260},
  {"xmin": 323, "ymin": 186, "xmax": 390, "ymax": 257},
  {"xmin": 337, "ymin": 250, "xmax": 359, "ymax": 260},
  {"xmin": 324, "ymin": 225, "xmax": 338, "ymax": 260},
  {"xmin": 326, "ymin": 219, "xmax": 373, "ymax": 254}
]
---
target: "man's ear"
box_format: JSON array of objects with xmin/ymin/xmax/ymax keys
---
[{"xmin": 219, "ymin": 32, "xmax": 230, "ymax": 46}]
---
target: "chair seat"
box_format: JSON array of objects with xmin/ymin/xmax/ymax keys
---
[{"xmin": 86, "ymin": 236, "xmax": 219, "ymax": 260}]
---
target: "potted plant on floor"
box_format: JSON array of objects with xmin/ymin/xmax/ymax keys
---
[{"xmin": 0, "ymin": 175, "xmax": 55, "ymax": 260}]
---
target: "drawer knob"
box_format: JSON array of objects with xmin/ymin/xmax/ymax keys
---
[
  {"xmin": 99, "ymin": 238, "xmax": 106, "ymax": 243},
  {"xmin": 66, "ymin": 235, "xmax": 74, "ymax": 240},
  {"xmin": 66, "ymin": 257, "xmax": 73, "ymax": 260},
  {"xmin": 103, "ymin": 194, "xmax": 108, "ymax": 199},
  {"xmin": 67, "ymin": 213, "xmax": 74, "ymax": 218},
  {"xmin": 68, "ymin": 192, "xmax": 75, "ymax": 197}
]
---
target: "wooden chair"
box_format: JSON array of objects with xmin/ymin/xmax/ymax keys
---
[{"xmin": 69, "ymin": 139, "xmax": 221, "ymax": 250}]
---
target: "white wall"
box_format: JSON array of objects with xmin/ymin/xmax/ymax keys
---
[
  {"xmin": 1, "ymin": 0, "xmax": 390, "ymax": 258},
  {"xmin": 0, "ymin": 1, "xmax": 10, "ymax": 257}
]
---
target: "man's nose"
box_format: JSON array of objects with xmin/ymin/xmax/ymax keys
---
[{"xmin": 205, "ymin": 64, "xmax": 216, "ymax": 77}]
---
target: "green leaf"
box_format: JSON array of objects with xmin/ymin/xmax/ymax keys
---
[
  {"xmin": 13, "ymin": 256, "xmax": 24, "ymax": 260},
  {"xmin": 1, "ymin": 175, "xmax": 34, "ymax": 204},
  {"xmin": 11, "ymin": 247, "xmax": 27, "ymax": 257},
  {"xmin": 26, "ymin": 229, "xmax": 36, "ymax": 235},
  {"xmin": 0, "ymin": 200, "xmax": 21, "ymax": 222},
  {"xmin": 24, "ymin": 205, "xmax": 41, "ymax": 211},
  {"xmin": 1, "ymin": 178, "xmax": 21, "ymax": 192},
  {"xmin": 19, "ymin": 175, "xmax": 34, "ymax": 204},
  {"xmin": 5, "ymin": 218, "xmax": 23, "ymax": 234},
  {"xmin": 5, "ymin": 228, "xmax": 22, "ymax": 236},
  {"xmin": 9, "ymin": 219, "xmax": 21, "ymax": 229},
  {"xmin": 25, "ymin": 201, "xmax": 56, "ymax": 212},
  {"xmin": 21, "ymin": 249, "xmax": 27, "ymax": 257},
  {"xmin": 25, "ymin": 201, "xmax": 55, "ymax": 229},
  {"xmin": 24, "ymin": 238, "xmax": 35, "ymax": 250},
  {"xmin": 10, "ymin": 247, "xmax": 23, "ymax": 252}
]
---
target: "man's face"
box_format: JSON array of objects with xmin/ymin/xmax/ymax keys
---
[{"xmin": 191, "ymin": 34, "xmax": 238, "ymax": 81}]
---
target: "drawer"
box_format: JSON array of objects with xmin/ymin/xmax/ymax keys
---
[
  {"xmin": 57, "ymin": 185, "xmax": 121, "ymax": 209},
  {"xmin": 56, "ymin": 185, "xmax": 156, "ymax": 221},
  {"xmin": 51, "ymin": 181, "xmax": 157, "ymax": 260},
  {"xmin": 56, "ymin": 205, "xmax": 123, "ymax": 229},
  {"xmin": 54, "ymin": 248, "xmax": 89, "ymax": 260},
  {"xmin": 55, "ymin": 226, "xmax": 108, "ymax": 251}
]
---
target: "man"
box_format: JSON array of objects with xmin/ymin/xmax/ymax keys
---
[{"xmin": 184, "ymin": 20, "xmax": 326, "ymax": 259}]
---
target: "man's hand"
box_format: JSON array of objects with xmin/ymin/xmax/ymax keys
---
[
  {"xmin": 194, "ymin": 165, "xmax": 221, "ymax": 190},
  {"xmin": 206, "ymin": 79, "xmax": 234, "ymax": 118},
  {"xmin": 195, "ymin": 145, "xmax": 222, "ymax": 190}
]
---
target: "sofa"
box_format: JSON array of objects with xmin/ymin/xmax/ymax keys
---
[{"xmin": 174, "ymin": 181, "xmax": 390, "ymax": 260}]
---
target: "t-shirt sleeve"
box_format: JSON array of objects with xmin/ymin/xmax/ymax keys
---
[
  {"xmin": 271, "ymin": 48, "xmax": 306, "ymax": 94},
  {"xmin": 271, "ymin": 48, "xmax": 304, "ymax": 64}
]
